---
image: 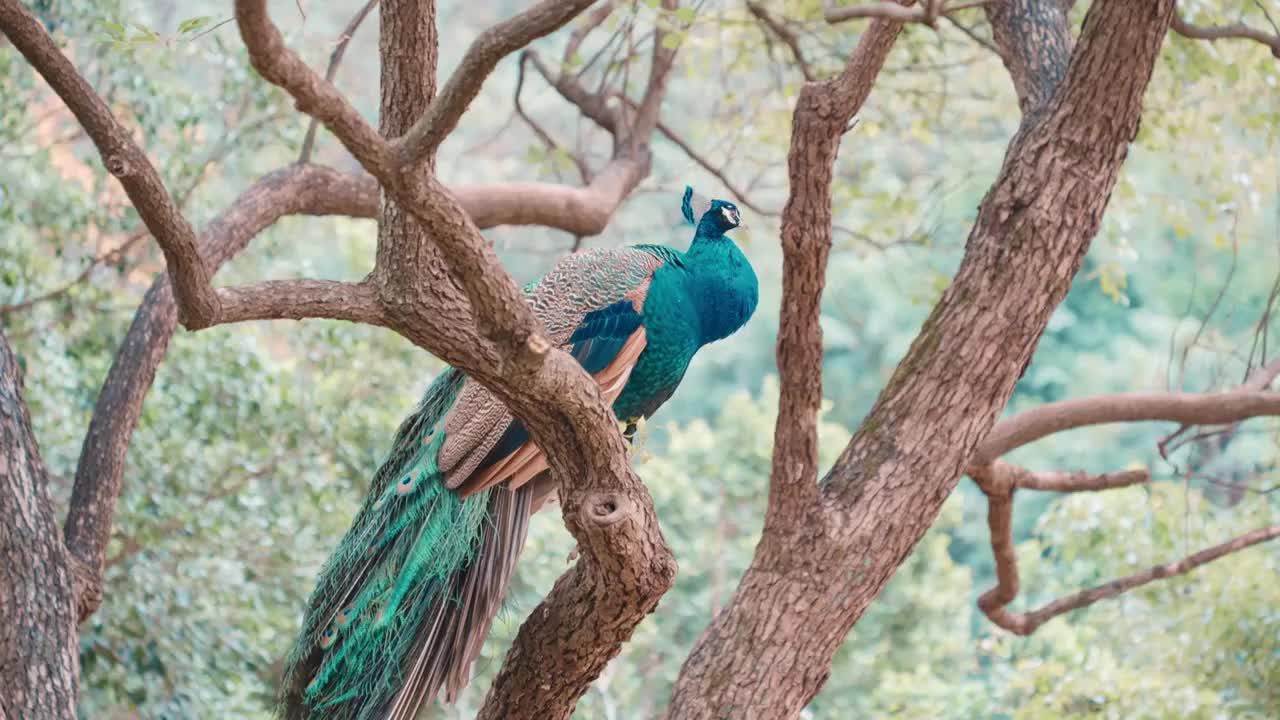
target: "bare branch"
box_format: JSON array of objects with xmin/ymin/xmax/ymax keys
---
[
  {"xmin": 563, "ymin": 0, "xmax": 618, "ymax": 65},
  {"xmin": 299, "ymin": 0, "xmax": 380, "ymax": 163},
  {"xmin": 1008, "ymin": 465, "xmax": 1151, "ymax": 492},
  {"xmin": 525, "ymin": 48, "xmax": 620, "ymax": 135},
  {"xmin": 451, "ymin": 162, "xmax": 644, "ymax": 237},
  {"xmin": 649, "ymin": 116, "xmax": 772, "ymax": 215},
  {"xmin": 1157, "ymin": 355, "xmax": 1280, "ymax": 458},
  {"xmin": 983, "ymin": 521, "xmax": 1280, "ymax": 635},
  {"xmin": 516, "ymin": 53, "xmax": 591, "ymax": 183},
  {"xmin": 235, "ymin": 0, "xmax": 392, "ymax": 176},
  {"xmin": 747, "ymin": 1, "xmax": 815, "ymax": 81},
  {"xmin": 1172, "ymin": 11, "xmax": 1280, "ymax": 59},
  {"xmin": 825, "ymin": 0, "xmax": 994, "ymax": 26},
  {"xmin": 0, "ymin": 0, "xmax": 218, "ymax": 327},
  {"xmin": 394, "ymin": 0, "xmax": 599, "ymax": 164},
  {"xmin": 213, "ymin": 280, "xmax": 386, "ymax": 327},
  {"xmin": 975, "ymin": 391, "xmax": 1280, "ymax": 466}
]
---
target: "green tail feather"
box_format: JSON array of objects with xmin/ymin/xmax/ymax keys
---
[{"xmin": 280, "ymin": 369, "xmax": 532, "ymax": 720}]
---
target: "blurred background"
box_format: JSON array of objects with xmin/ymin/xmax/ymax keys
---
[{"xmin": 2, "ymin": 0, "xmax": 1277, "ymax": 717}]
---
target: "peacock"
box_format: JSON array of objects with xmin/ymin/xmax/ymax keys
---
[{"xmin": 280, "ymin": 187, "xmax": 758, "ymax": 720}]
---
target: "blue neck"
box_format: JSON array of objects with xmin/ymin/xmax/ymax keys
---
[{"xmin": 683, "ymin": 230, "xmax": 758, "ymax": 345}]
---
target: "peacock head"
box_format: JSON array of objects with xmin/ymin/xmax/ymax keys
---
[{"xmin": 682, "ymin": 186, "xmax": 741, "ymax": 237}]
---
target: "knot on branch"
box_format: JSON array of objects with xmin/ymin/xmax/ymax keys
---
[
  {"xmin": 105, "ymin": 154, "xmax": 131, "ymax": 178},
  {"xmin": 582, "ymin": 491, "xmax": 630, "ymax": 528}
]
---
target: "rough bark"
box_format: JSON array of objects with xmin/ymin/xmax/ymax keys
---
[
  {"xmin": 666, "ymin": 1, "xmax": 1175, "ymax": 717},
  {"xmin": 985, "ymin": 0, "xmax": 1073, "ymax": 113},
  {"xmin": 0, "ymin": 333, "xmax": 78, "ymax": 720}
]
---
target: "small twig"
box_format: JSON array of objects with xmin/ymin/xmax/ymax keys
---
[
  {"xmin": 1187, "ymin": 472, "xmax": 1280, "ymax": 496},
  {"xmin": 299, "ymin": 0, "xmax": 378, "ymax": 163},
  {"xmin": 516, "ymin": 53, "xmax": 591, "ymax": 183},
  {"xmin": 0, "ymin": 231, "xmax": 148, "ymax": 318},
  {"xmin": 943, "ymin": 14, "xmax": 999, "ymax": 54},
  {"xmin": 746, "ymin": 1, "xmax": 814, "ymax": 81},
  {"xmin": 563, "ymin": 0, "xmax": 618, "ymax": 65},
  {"xmin": 189, "ymin": 17, "xmax": 235, "ymax": 43}
]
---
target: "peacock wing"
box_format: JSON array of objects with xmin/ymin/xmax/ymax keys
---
[{"xmin": 436, "ymin": 247, "xmax": 667, "ymax": 498}]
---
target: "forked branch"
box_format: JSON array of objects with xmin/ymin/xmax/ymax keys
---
[{"xmin": 969, "ymin": 364, "xmax": 1280, "ymax": 635}]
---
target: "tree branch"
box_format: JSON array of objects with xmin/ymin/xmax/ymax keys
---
[
  {"xmin": 667, "ymin": 10, "xmax": 911, "ymax": 715},
  {"xmin": 213, "ymin": 280, "xmax": 386, "ymax": 327},
  {"xmin": 0, "ymin": 0, "xmax": 218, "ymax": 327},
  {"xmin": 1172, "ymin": 11, "xmax": 1280, "ymax": 59},
  {"xmin": 394, "ymin": 0, "xmax": 600, "ymax": 163},
  {"xmin": 0, "ymin": 331, "xmax": 79, "ymax": 718},
  {"xmin": 768, "ymin": 15, "xmax": 908, "ymax": 528},
  {"xmin": 974, "ymin": 390, "xmax": 1280, "ymax": 466},
  {"xmin": 747, "ymin": 1, "xmax": 815, "ymax": 81},
  {"xmin": 984, "ymin": 0, "xmax": 1073, "ymax": 113},
  {"xmin": 669, "ymin": 1, "xmax": 1178, "ymax": 715},
  {"xmin": 1008, "ymin": 465, "xmax": 1150, "ymax": 492},
  {"xmin": 983, "ymin": 517, "xmax": 1280, "ymax": 635},
  {"xmin": 563, "ymin": 0, "xmax": 618, "ymax": 65},
  {"xmin": 63, "ymin": 163, "xmax": 377, "ymax": 621},
  {"xmin": 825, "ymin": 0, "xmax": 994, "ymax": 26},
  {"xmin": 298, "ymin": 0, "xmax": 380, "ymax": 164}
]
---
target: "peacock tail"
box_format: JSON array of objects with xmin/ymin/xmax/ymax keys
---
[
  {"xmin": 280, "ymin": 186, "xmax": 757, "ymax": 719},
  {"xmin": 280, "ymin": 369, "xmax": 533, "ymax": 720}
]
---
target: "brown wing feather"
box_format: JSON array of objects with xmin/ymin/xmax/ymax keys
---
[{"xmin": 455, "ymin": 326, "xmax": 647, "ymax": 499}]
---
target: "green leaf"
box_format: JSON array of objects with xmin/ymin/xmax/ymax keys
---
[
  {"xmin": 177, "ymin": 16, "xmax": 214, "ymax": 34},
  {"xmin": 661, "ymin": 32, "xmax": 683, "ymax": 49},
  {"xmin": 675, "ymin": 7, "xmax": 696, "ymax": 23}
]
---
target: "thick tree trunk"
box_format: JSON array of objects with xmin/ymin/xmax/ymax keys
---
[
  {"xmin": 0, "ymin": 333, "xmax": 78, "ymax": 719},
  {"xmin": 665, "ymin": 1, "xmax": 1176, "ymax": 717}
]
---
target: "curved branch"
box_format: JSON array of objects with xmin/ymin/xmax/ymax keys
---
[
  {"xmin": 452, "ymin": 161, "xmax": 645, "ymax": 236},
  {"xmin": 974, "ymin": 391, "xmax": 1280, "ymax": 466},
  {"xmin": 395, "ymin": 0, "xmax": 599, "ymax": 163},
  {"xmin": 1172, "ymin": 11, "xmax": 1280, "ymax": 59},
  {"xmin": 0, "ymin": 0, "xmax": 218, "ymax": 327},
  {"xmin": 983, "ymin": 522, "xmax": 1280, "ymax": 635},
  {"xmin": 63, "ymin": 163, "xmax": 376, "ymax": 620}
]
